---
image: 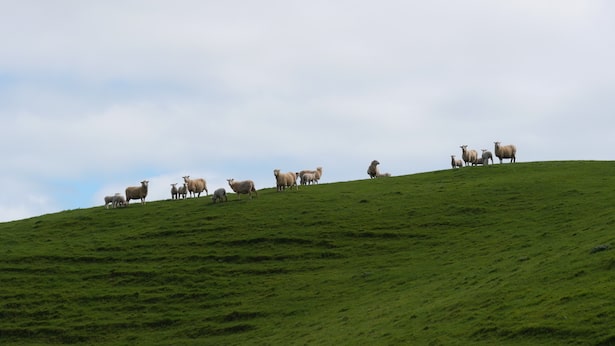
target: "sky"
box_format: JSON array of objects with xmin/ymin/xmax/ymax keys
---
[{"xmin": 1, "ymin": 1, "xmax": 615, "ymax": 222}]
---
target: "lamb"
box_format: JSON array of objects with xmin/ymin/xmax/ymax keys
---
[
  {"xmin": 460, "ymin": 145, "xmax": 478, "ymax": 166},
  {"xmin": 481, "ymin": 149, "xmax": 494, "ymax": 165},
  {"xmin": 367, "ymin": 160, "xmax": 380, "ymax": 178},
  {"xmin": 376, "ymin": 172, "xmax": 391, "ymax": 177},
  {"xmin": 494, "ymin": 142, "xmax": 517, "ymax": 163},
  {"xmin": 211, "ymin": 188, "xmax": 228, "ymax": 204},
  {"xmin": 182, "ymin": 176, "xmax": 208, "ymax": 197},
  {"xmin": 301, "ymin": 172, "xmax": 317, "ymax": 185},
  {"xmin": 112, "ymin": 194, "xmax": 126, "ymax": 208},
  {"xmin": 274, "ymin": 169, "xmax": 298, "ymax": 191},
  {"xmin": 170, "ymin": 183, "xmax": 179, "ymax": 200},
  {"xmin": 451, "ymin": 155, "xmax": 463, "ymax": 169},
  {"xmin": 299, "ymin": 167, "xmax": 323, "ymax": 184},
  {"xmin": 104, "ymin": 193, "xmax": 126, "ymax": 208},
  {"xmin": 227, "ymin": 178, "xmax": 258, "ymax": 200},
  {"xmin": 178, "ymin": 183, "xmax": 187, "ymax": 199},
  {"xmin": 125, "ymin": 180, "xmax": 149, "ymax": 205},
  {"xmin": 104, "ymin": 195, "xmax": 115, "ymax": 209}
]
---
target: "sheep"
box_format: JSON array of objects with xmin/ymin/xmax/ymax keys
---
[
  {"xmin": 170, "ymin": 183, "xmax": 179, "ymax": 200},
  {"xmin": 451, "ymin": 155, "xmax": 463, "ymax": 169},
  {"xmin": 104, "ymin": 195, "xmax": 115, "ymax": 209},
  {"xmin": 481, "ymin": 149, "xmax": 494, "ymax": 165},
  {"xmin": 298, "ymin": 167, "xmax": 323, "ymax": 184},
  {"xmin": 178, "ymin": 183, "xmax": 187, "ymax": 199},
  {"xmin": 112, "ymin": 194, "xmax": 126, "ymax": 208},
  {"xmin": 494, "ymin": 142, "xmax": 517, "ymax": 163},
  {"xmin": 182, "ymin": 176, "xmax": 208, "ymax": 197},
  {"xmin": 367, "ymin": 160, "xmax": 380, "ymax": 178},
  {"xmin": 460, "ymin": 145, "xmax": 478, "ymax": 166},
  {"xmin": 125, "ymin": 180, "xmax": 149, "ymax": 205},
  {"xmin": 273, "ymin": 169, "xmax": 298, "ymax": 191},
  {"xmin": 472, "ymin": 157, "xmax": 484, "ymax": 166},
  {"xmin": 376, "ymin": 172, "xmax": 391, "ymax": 177},
  {"xmin": 227, "ymin": 178, "xmax": 257, "ymax": 200},
  {"xmin": 211, "ymin": 188, "xmax": 228, "ymax": 204},
  {"xmin": 301, "ymin": 172, "xmax": 317, "ymax": 185}
]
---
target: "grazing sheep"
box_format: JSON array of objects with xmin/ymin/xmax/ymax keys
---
[
  {"xmin": 178, "ymin": 183, "xmax": 187, "ymax": 199},
  {"xmin": 367, "ymin": 160, "xmax": 380, "ymax": 178},
  {"xmin": 460, "ymin": 145, "xmax": 478, "ymax": 166},
  {"xmin": 182, "ymin": 176, "xmax": 208, "ymax": 197},
  {"xmin": 112, "ymin": 194, "xmax": 126, "ymax": 208},
  {"xmin": 376, "ymin": 172, "xmax": 391, "ymax": 177},
  {"xmin": 125, "ymin": 180, "xmax": 149, "ymax": 205},
  {"xmin": 494, "ymin": 142, "xmax": 517, "ymax": 163},
  {"xmin": 170, "ymin": 183, "xmax": 179, "ymax": 200},
  {"xmin": 273, "ymin": 169, "xmax": 298, "ymax": 191},
  {"xmin": 481, "ymin": 149, "xmax": 494, "ymax": 165},
  {"xmin": 451, "ymin": 155, "xmax": 463, "ymax": 169},
  {"xmin": 227, "ymin": 178, "xmax": 257, "ymax": 200},
  {"xmin": 472, "ymin": 157, "xmax": 484, "ymax": 166},
  {"xmin": 212, "ymin": 188, "xmax": 228, "ymax": 204}
]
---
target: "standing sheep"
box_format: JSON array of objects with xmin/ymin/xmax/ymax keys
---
[
  {"xmin": 182, "ymin": 176, "xmax": 208, "ymax": 197},
  {"xmin": 227, "ymin": 178, "xmax": 258, "ymax": 200},
  {"xmin": 104, "ymin": 195, "xmax": 115, "ymax": 209},
  {"xmin": 112, "ymin": 194, "xmax": 126, "ymax": 208},
  {"xmin": 178, "ymin": 183, "xmax": 187, "ymax": 199},
  {"xmin": 170, "ymin": 183, "xmax": 179, "ymax": 200},
  {"xmin": 274, "ymin": 169, "xmax": 298, "ymax": 191},
  {"xmin": 367, "ymin": 160, "xmax": 380, "ymax": 178},
  {"xmin": 125, "ymin": 180, "xmax": 149, "ymax": 205},
  {"xmin": 212, "ymin": 188, "xmax": 228, "ymax": 204},
  {"xmin": 301, "ymin": 172, "xmax": 317, "ymax": 185},
  {"xmin": 460, "ymin": 145, "xmax": 478, "ymax": 166},
  {"xmin": 299, "ymin": 167, "xmax": 323, "ymax": 184},
  {"xmin": 451, "ymin": 155, "xmax": 463, "ymax": 169},
  {"xmin": 494, "ymin": 142, "xmax": 517, "ymax": 163},
  {"xmin": 481, "ymin": 149, "xmax": 494, "ymax": 165}
]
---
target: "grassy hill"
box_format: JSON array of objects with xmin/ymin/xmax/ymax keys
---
[{"xmin": 2, "ymin": 161, "xmax": 615, "ymax": 345}]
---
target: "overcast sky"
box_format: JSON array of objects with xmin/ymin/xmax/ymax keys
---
[{"xmin": 1, "ymin": 1, "xmax": 614, "ymax": 222}]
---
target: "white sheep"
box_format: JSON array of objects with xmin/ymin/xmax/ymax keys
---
[
  {"xmin": 376, "ymin": 172, "xmax": 391, "ymax": 177},
  {"xmin": 212, "ymin": 188, "xmax": 228, "ymax": 204},
  {"xmin": 450, "ymin": 155, "xmax": 463, "ymax": 169},
  {"xmin": 494, "ymin": 142, "xmax": 517, "ymax": 163},
  {"xmin": 301, "ymin": 172, "xmax": 317, "ymax": 185},
  {"xmin": 273, "ymin": 169, "xmax": 298, "ymax": 191},
  {"xmin": 227, "ymin": 178, "xmax": 258, "ymax": 200},
  {"xmin": 170, "ymin": 183, "xmax": 179, "ymax": 200},
  {"xmin": 481, "ymin": 149, "xmax": 494, "ymax": 165},
  {"xmin": 125, "ymin": 180, "xmax": 149, "ymax": 205},
  {"xmin": 460, "ymin": 145, "xmax": 478, "ymax": 166},
  {"xmin": 178, "ymin": 183, "xmax": 187, "ymax": 199},
  {"xmin": 182, "ymin": 176, "xmax": 208, "ymax": 197},
  {"xmin": 104, "ymin": 195, "xmax": 115, "ymax": 209},
  {"xmin": 112, "ymin": 194, "xmax": 126, "ymax": 208},
  {"xmin": 299, "ymin": 167, "xmax": 323, "ymax": 184},
  {"xmin": 367, "ymin": 160, "xmax": 380, "ymax": 178}
]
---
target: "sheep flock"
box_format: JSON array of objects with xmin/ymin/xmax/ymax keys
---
[
  {"xmin": 453, "ymin": 142, "xmax": 516, "ymax": 168},
  {"xmin": 102, "ymin": 140, "xmax": 517, "ymax": 209}
]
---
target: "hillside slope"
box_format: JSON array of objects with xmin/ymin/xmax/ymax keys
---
[{"xmin": 1, "ymin": 161, "xmax": 615, "ymax": 345}]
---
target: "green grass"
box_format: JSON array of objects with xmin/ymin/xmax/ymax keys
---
[{"xmin": 2, "ymin": 161, "xmax": 615, "ymax": 345}]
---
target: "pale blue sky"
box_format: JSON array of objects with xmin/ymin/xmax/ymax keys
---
[{"xmin": 2, "ymin": 1, "xmax": 615, "ymax": 221}]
